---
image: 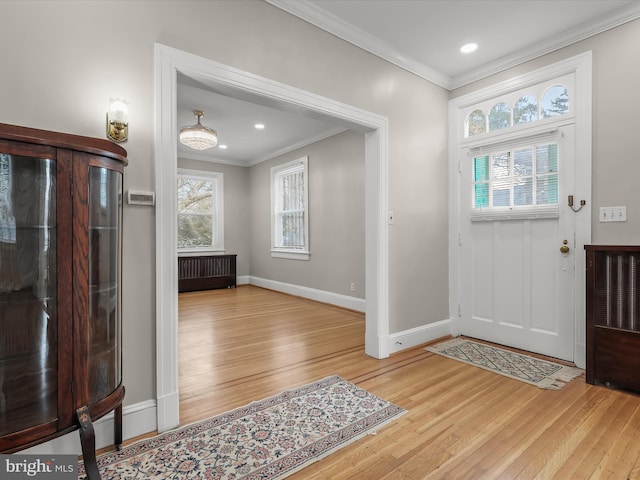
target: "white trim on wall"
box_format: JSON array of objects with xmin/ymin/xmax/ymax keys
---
[
  {"xmin": 448, "ymin": 51, "xmax": 592, "ymax": 369},
  {"xmin": 154, "ymin": 43, "xmax": 390, "ymax": 432},
  {"xmin": 386, "ymin": 319, "xmax": 453, "ymax": 355},
  {"xmin": 249, "ymin": 276, "xmax": 366, "ymax": 312}
]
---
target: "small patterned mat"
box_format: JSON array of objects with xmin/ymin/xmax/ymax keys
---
[{"xmin": 427, "ymin": 338, "xmax": 583, "ymax": 389}]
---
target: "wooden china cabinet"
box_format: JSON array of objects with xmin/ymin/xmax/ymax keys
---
[{"xmin": 0, "ymin": 123, "xmax": 127, "ymax": 479}]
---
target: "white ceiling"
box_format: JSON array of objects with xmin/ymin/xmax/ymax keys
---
[{"xmin": 178, "ymin": 0, "xmax": 640, "ymax": 166}]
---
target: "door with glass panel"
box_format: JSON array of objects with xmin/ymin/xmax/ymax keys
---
[{"xmin": 458, "ymin": 126, "xmax": 575, "ymax": 361}]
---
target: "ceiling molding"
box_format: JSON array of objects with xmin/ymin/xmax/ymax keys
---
[
  {"xmin": 178, "ymin": 127, "xmax": 347, "ymax": 168},
  {"xmin": 450, "ymin": 3, "xmax": 640, "ymax": 89},
  {"xmin": 267, "ymin": 0, "xmax": 452, "ymax": 89},
  {"xmin": 246, "ymin": 127, "xmax": 347, "ymax": 166},
  {"xmin": 177, "ymin": 151, "xmax": 252, "ymax": 167},
  {"xmin": 268, "ymin": 0, "xmax": 640, "ymax": 91}
]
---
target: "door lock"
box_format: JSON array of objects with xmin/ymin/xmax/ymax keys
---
[{"xmin": 560, "ymin": 239, "xmax": 570, "ymax": 254}]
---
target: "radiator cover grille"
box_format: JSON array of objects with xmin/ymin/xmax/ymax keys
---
[{"xmin": 178, "ymin": 255, "xmax": 237, "ymax": 292}]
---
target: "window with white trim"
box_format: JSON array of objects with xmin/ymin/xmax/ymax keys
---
[
  {"xmin": 177, "ymin": 169, "xmax": 224, "ymax": 252},
  {"xmin": 271, "ymin": 156, "xmax": 309, "ymax": 260},
  {"xmin": 469, "ymin": 132, "xmax": 560, "ymax": 221}
]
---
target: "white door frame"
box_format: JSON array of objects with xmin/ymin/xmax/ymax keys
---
[
  {"xmin": 448, "ymin": 52, "xmax": 592, "ymax": 368},
  {"xmin": 154, "ymin": 43, "xmax": 390, "ymax": 431}
]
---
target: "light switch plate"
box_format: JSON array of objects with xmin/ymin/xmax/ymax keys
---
[{"xmin": 599, "ymin": 206, "xmax": 627, "ymax": 222}]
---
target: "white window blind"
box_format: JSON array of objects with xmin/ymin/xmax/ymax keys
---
[{"xmin": 468, "ymin": 132, "xmax": 560, "ymax": 221}]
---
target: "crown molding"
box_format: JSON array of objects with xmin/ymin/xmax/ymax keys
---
[
  {"xmin": 268, "ymin": 0, "xmax": 640, "ymax": 91},
  {"xmin": 178, "ymin": 127, "xmax": 347, "ymax": 167},
  {"xmin": 450, "ymin": 3, "xmax": 640, "ymax": 89},
  {"xmin": 266, "ymin": 0, "xmax": 452, "ymax": 89},
  {"xmin": 246, "ymin": 127, "xmax": 347, "ymax": 166}
]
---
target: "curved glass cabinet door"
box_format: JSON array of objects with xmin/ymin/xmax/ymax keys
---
[
  {"xmin": 0, "ymin": 154, "xmax": 57, "ymax": 436},
  {"xmin": 87, "ymin": 166, "xmax": 122, "ymax": 405}
]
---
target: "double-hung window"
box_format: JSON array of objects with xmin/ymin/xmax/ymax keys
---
[
  {"xmin": 271, "ymin": 156, "xmax": 309, "ymax": 260},
  {"xmin": 177, "ymin": 169, "xmax": 224, "ymax": 252}
]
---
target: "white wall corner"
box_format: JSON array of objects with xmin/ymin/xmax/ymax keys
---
[
  {"xmin": 574, "ymin": 343, "xmax": 586, "ymax": 370},
  {"xmin": 156, "ymin": 390, "xmax": 180, "ymax": 432},
  {"xmin": 386, "ymin": 319, "xmax": 453, "ymax": 355},
  {"xmin": 22, "ymin": 400, "xmax": 158, "ymax": 455}
]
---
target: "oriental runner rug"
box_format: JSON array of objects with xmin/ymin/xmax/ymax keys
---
[
  {"xmin": 427, "ymin": 338, "xmax": 583, "ymax": 389},
  {"xmin": 78, "ymin": 375, "xmax": 406, "ymax": 479}
]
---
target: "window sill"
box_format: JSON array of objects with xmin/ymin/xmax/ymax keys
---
[
  {"xmin": 178, "ymin": 248, "xmax": 226, "ymax": 256},
  {"xmin": 271, "ymin": 249, "xmax": 310, "ymax": 261}
]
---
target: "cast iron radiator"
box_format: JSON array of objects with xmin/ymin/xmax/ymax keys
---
[{"xmin": 178, "ymin": 254, "xmax": 237, "ymax": 292}]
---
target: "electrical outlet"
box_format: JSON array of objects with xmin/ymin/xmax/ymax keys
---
[
  {"xmin": 599, "ymin": 206, "xmax": 627, "ymax": 222},
  {"xmin": 350, "ymin": 282, "xmax": 355, "ymax": 291}
]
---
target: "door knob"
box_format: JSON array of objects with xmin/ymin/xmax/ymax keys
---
[{"xmin": 560, "ymin": 240, "xmax": 570, "ymax": 254}]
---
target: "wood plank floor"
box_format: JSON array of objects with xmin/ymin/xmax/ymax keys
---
[{"xmin": 178, "ymin": 285, "xmax": 640, "ymax": 479}]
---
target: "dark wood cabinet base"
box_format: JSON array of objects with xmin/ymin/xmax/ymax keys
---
[{"xmin": 586, "ymin": 245, "xmax": 640, "ymax": 393}]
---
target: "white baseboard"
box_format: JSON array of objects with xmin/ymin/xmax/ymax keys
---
[
  {"xmin": 22, "ymin": 400, "xmax": 158, "ymax": 455},
  {"xmin": 248, "ymin": 276, "xmax": 366, "ymax": 312},
  {"xmin": 237, "ymin": 275, "xmax": 250, "ymax": 285},
  {"xmin": 385, "ymin": 318, "xmax": 453, "ymax": 355}
]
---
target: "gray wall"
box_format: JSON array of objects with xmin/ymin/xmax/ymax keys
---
[
  {"xmin": 177, "ymin": 158, "xmax": 250, "ymax": 277},
  {"xmin": 179, "ymin": 130, "xmax": 365, "ymax": 296},
  {"xmin": 249, "ymin": 130, "xmax": 366, "ymax": 297},
  {"xmin": 0, "ymin": 0, "xmax": 636, "ymax": 428},
  {"xmin": 0, "ymin": 0, "xmax": 453, "ymax": 409},
  {"xmin": 451, "ymin": 18, "xmax": 640, "ymax": 245}
]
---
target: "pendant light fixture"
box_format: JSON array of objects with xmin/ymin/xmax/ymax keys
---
[{"xmin": 179, "ymin": 110, "xmax": 218, "ymax": 150}]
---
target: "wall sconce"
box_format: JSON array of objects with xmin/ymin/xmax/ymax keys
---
[{"xmin": 107, "ymin": 98, "xmax": 129, "ymax": 143}]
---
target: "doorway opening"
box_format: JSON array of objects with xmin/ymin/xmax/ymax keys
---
[{"xmin": 155, "ymin": 43, "xmax": 390, "ymax": 432}]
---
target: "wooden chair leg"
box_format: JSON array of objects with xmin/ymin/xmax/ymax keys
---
[{"xmin": 76, "ymin": 406, "xmax": 102, "ymax": 480}]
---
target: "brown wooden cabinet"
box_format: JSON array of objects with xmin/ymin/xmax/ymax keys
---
[
  {"xmin": 0, "ymin": 123, "xmax": 127, "ymax": 479},
  {"xmin": 585, "ymin": 245, "xmax": 640, "ymax": 392}
]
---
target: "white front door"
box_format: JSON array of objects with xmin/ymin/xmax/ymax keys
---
[{"xmin": 458, "ymin": 125, "xmax": 575, "ymax": 361}]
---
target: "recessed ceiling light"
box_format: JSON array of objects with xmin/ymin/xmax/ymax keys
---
[
  {"xmin": 254, "ymin": 123, "xmax": 265, "ymax": 130},
  {"xmin": 460, "ymin": 43, "xmax": 478, "ymax": 54},
  {"xmin": 218, "ymin": 144, "xmax": 227, "ymax": 149}
]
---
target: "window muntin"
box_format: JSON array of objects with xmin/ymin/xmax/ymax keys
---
[
  {"xmin": 271, "ymin": 156, "xmax": 309, "ymax": 259},
  {"xmin": 473, "ymin": 142, "xmax": 558, "ymax": 210},
  {"xmin": 177, "ymin": 169, "xmax": 223, "ymax": 251}
]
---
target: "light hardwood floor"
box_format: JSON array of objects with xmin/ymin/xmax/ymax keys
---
[{"xmin": 178, "ymin": 285, "xmax": 640, "ymax": 480}]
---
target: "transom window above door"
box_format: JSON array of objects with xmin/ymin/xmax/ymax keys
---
[{"xmin": 463, "ymin": 74, "xmax": 573, "ymax": 139}]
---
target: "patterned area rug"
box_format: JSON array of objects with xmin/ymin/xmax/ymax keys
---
[
  {"xmin": 427, "ymin": 338, "xmax": 583, "ymax": 389},
  {"xmin": 78, "ymin": 375, "xmax": 406, "ymax": 479}
]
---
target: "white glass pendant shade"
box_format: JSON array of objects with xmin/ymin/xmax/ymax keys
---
[{"xmin": 179, "ymin": 110, "xmax": 218, "ymax": 150}]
